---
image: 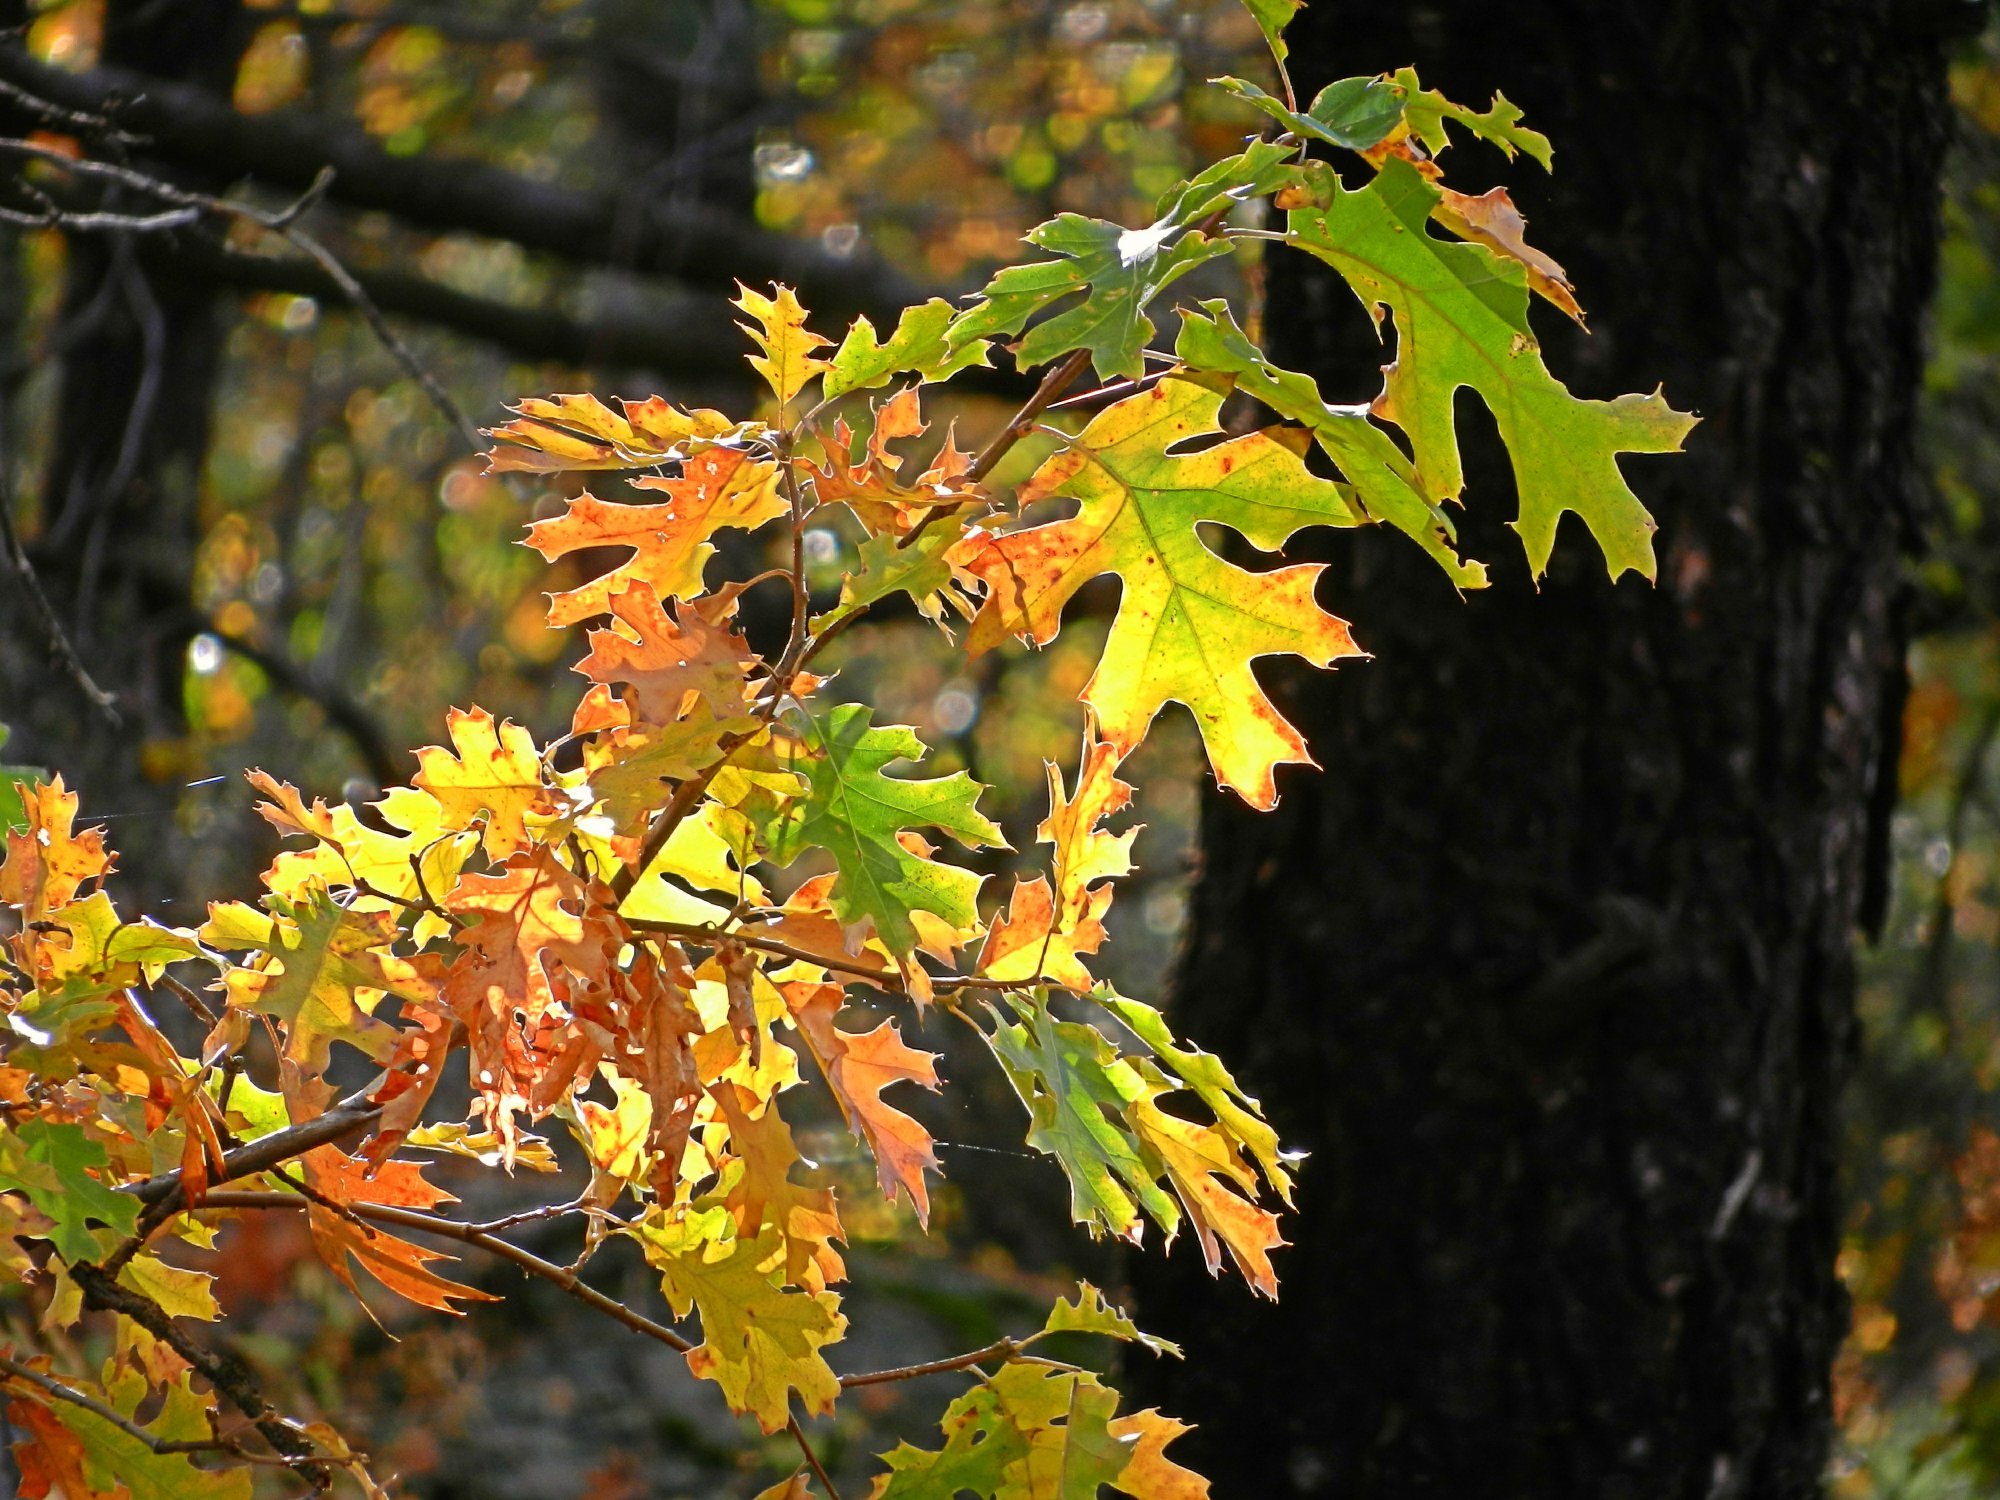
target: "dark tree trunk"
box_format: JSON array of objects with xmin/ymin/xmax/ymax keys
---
[
  {"xmin": 1129, "ymin": 4, "xmax": 1957, "ymax": 1497},
  {"xmin": 1, "ymin": 0, "xmax": 247, "ymax": 907}
]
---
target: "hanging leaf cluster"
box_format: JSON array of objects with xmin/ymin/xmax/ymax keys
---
[{"xmin": 0, "ymin": 4, "xmax": 1689, "ymax": 1494}]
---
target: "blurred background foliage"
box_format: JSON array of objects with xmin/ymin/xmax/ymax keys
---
[
  {"xmin": 0, "ymin": 0, "xmax": 1264, "ymax": 1493},
  {"xmin": 11, "ymin": 0, "xmax": 2000, "ymax": 1495}
]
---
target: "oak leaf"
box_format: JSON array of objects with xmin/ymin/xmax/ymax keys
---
[
  {"xmin": 574, "ymin": 580, "xmax": 759, "ymax": 728},
  {"xmin": 825, "ymin": 298, "xmax": 991, "ymax": 399},
  {"xmin": 412, "ymin": 706, "xmax": 556, "ymax": 863},
  {"xmin": 768, "ymin": 705, "xmax": 1004, "ymax": 959},
  {"xmin": 201, "ymin": 889, "xmax": 437, "ymax": 1076},
  {"xmin": 0, "ymin": 777, "xmax": 109, "ymax": 927},
  {"xmin": 299, "ymin": 1142, "xmax": 497, "ymax": 1313},
  {"xmin": 637, "ymin": 1207, "xmax": 846, "ymax": 1433},
  {"xmin": 784, "ymin": 980, "xmax": 941, "ymax": 1224},
  {"xmin": 1128, "ymin": 1091, "xmax": 1285, "ymax": 1299},
  {"xmin": 484, "ymin": 391, "xmax": 737, "ymax": 474},
  {"xmin": 955, "ymin": 372, "xmax": 1364, "ymax": 809},
  {"xmin": 524, "ymin": 447, "xmax": 786, "ymax": 626},
  {"xmin": 735, "ymin": 282, "xmax": 832, "ymax": 409},
  {"xmin": 1286, "ymin": 158, "xmax": 1694, "ymax": 579}
]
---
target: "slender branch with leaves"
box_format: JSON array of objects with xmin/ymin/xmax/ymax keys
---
[{"xmin": 0, "ymin": 5, "xmax": 1689, "ymax": 1496}]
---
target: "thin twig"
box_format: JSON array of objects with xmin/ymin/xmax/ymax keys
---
[
  {"xmin": 787, "ymin": 1414, "xmax": 843, "ymax": 1499},
  {"xmin": 0, "ymin": 1356, "xmax": 316, "ymax": 1468},
  {"xmin": 897, "ymin": 347, "xmax": 1092, "ymax": 553},
  {"xmin": 0, "ymin": 430, "xmax": 121, "ymax": 728},
  {"xmin": 625, "ymin": 917, "xmax": 1084, "ymax": 996},
  {"xmin": 0, "ymin": 202, "xmax": 200, "ymax": 232},
  {"xmin": 837, "ymin": 1336, "xmax": 1023, "ymax": 1388},
  {"xmin": 0, "ymin": 139, "xmax": 479, "ymax": 451}
]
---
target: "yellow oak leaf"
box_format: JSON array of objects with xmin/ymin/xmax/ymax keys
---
[
  {"xmin": 734, "ymin": 282, "xmax": 832, "ymax": 409},
  {"xmin": 484, "ymin": 391, "xmax": 737, "ymax": 473},
  {"xmin": 954, "ymin": 373, "xmax": 1364, "ymax": 809},
  {"xmin": 709, "ymin": 1081, "xmax": 846, "ymax": 1291},
  {"xmin": 1108, "ymin": 1409, "xmax": 1211, "ymax": 1499},
  {"xmin": 412, "ymin": 706, "xmax": 555, "ymax": 862},
  {"xmin": 1041, "ymin": 732, "xmax": 1138, "ymax": 926},
  {"xmin": 1127, "ymin": 1092, "xmax": 1284, "ymax": 1299},
  {"xmin": 637, "ymin": 1206, "xmax": 846, "ymax": 1433}
]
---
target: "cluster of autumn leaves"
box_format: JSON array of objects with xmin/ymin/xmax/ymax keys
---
[{"xmin": 0, "ymin": 18, "xmax": 1690, "ymax": 1495}]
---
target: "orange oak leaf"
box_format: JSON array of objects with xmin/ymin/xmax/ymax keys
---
[
  {"xmin": 412, "ymin": 706, "xmax": 556, "ymax": 862},
  {"xmin": 784, "ymin": 980, "xmax": 941, "ymax": 1225},
  {"xmin": 1128, "ymin": 1093, "xmax": 1284, "ymax": 1299},
  {"xmin": 484, "ymin": 391, "xmax": 736, "ymax": 474},
  {"xmin": 442, "ymin": 849, "xmax": 602, "ymax": 1148},
  {"xmin": 806, "ymin": 387, "xmax": 977, "ymax": 537},
  {"xmin": 0, "ymin": 777, "xmax": 109, "ymax": 927},
  {"xmin": 299, "ymin": 1142, "xmax": 497, "ymax": 1313},
  {"xmin": 524, "ymin": 446, "xmax": 786, "ymax": 626},
  {"xmin": 976, "ymin": 874, "xmax": 1111, "ymax": 991},
  {"xmin": 575, "ymin": 580, "xmax": 759, "ymax": 727},
  {"xmin": 953, "ymin": 374, "xmax": 1364, "ymax": 809}
]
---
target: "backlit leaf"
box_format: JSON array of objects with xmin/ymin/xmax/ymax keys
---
[
  {"xmin": 955, "ymin": 372, "xmax": 1364, "ymax": 809},
  {"xmin": 735, "ymin": 282, "xmax": 832, "ymax": 409}
]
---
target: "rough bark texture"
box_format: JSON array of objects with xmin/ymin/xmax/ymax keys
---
[{"xmin": 1130, "ymin": 5, "xmax": 1957, "ymax": 1497}]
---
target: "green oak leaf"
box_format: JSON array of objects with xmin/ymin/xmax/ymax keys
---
[
  {"xmin": 1215, "ymin": 74, "xmax": 1407, "ymax": 151},
  {"xmin": 825, "ymin": 298, "xmax": 992, "ymax": 399},
  {"xmin": 37, "ymin": 1366, "xmax": 251, "ymax": 1500},
  {"xmin": 872, "ymin": 1363, "xmax": 1127, "ymax": 1499},
  {"xmin": 1043, "ymin": 1281, "xmax": 1181, "ymax": 1358},
  {"xmin": 1285, "ymin": 158, "xmax": 1695, "ymax": 579},
  {"xmin": 0, "ymin": 1119, "xmax": 139, "ymax": 1261},
  {"xmin": 1239, "ymin": 0, "xmax": 1301, "ymax": 66},
  {"xmin": 949, "ymin": 213, "xmax": 1232, "ymax": 380},
  {"xmin": 1151, "ymin": 136, "xmax": 1299, "ymax": 226},
  {"xmin": 1392, "ymin": 65, "xmax": 1553, "ymax": 169},
  {"xmin": 810, "ymin": 527, "xmax": 964, "ymax": 634},
  {"xmin": 1176, "ymin": 298, "xmax": 1486, "ymax": 587},
  {"xmin": 983, "ymin": 992, "xmax": 1177, "ymax": 1245},
  {"xmin": 200, "ymin": 886, "xmax": 432, "ymax": 1075},
  {"xmin": 772, "ymin": 704, "xmax": 1004, "ymax": 956},
  {"xmin": 1105, "ymin": 993, "xmax": 1299, "ymax": 1205}
]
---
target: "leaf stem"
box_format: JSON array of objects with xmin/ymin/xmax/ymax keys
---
[
  {"xmin": 787, "ymin": 1414, "xmax": 844, "ymax": 1500},
  {"xmin": 897, "ymin": 347, "xmax": 1092, "ymax": 553}
]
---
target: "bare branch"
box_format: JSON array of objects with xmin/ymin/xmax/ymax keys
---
[
  {"xmin": 837, "ymin": 1336, "xmax": 1024, "ymax": 1388},
  {"xmin": 0, "ymin": 429, "xmax": 121, "ymax": 729},
  {"xmin": 0, "ymin": 44, "xmax": 925, "ymax": 317}
]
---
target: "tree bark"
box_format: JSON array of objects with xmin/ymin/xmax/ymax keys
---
[{"xmin": 1130, "ymin": 4, "xmax": 1958, "ymax": 1497}]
